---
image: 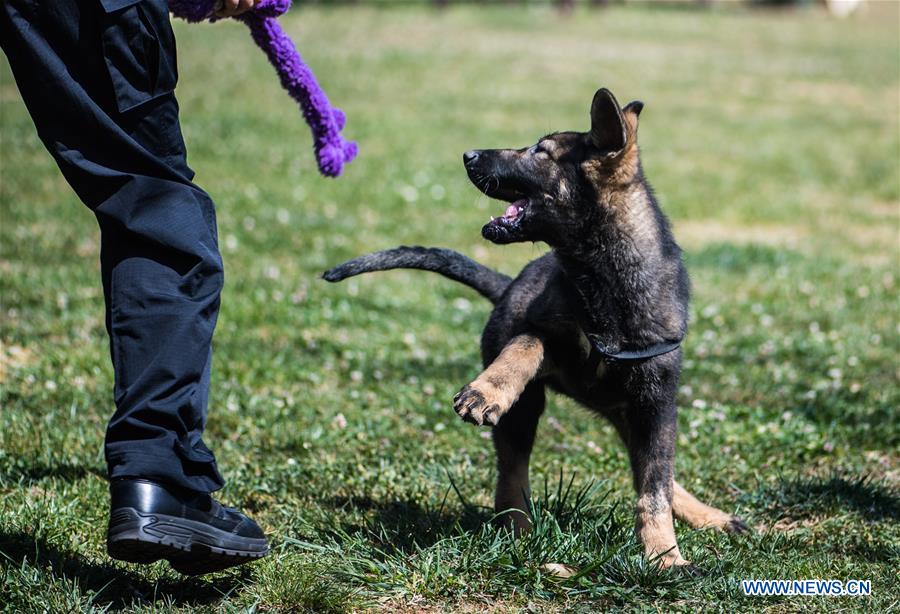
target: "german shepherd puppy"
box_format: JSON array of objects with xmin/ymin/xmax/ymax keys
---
[{"xmin": 324, "ymin": 88, "xmax": 748, "ymax": 568}]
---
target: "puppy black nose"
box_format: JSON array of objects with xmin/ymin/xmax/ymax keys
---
[{"xmin": 463, "ymin": 150, "xmax": 480, "ymax": 165}]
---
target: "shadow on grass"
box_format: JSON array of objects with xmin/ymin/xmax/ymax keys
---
[
  {"xmin": 746, "ymin": 472, "xmax": 900, "ymax": 522},
  {"xmin": 0, "ymin": 530, "xmax": 248, "ymax": 611},
  {"xmin": 328, "ymin": 494, "xmax": 492, "ymax": 553}
]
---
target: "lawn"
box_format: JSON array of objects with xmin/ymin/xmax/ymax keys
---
[{"xmin": 1, "ymin": 2, "xmax": 898, "ymax": 611}]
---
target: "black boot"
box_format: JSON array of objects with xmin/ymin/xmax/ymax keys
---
[{"xmin": 107, "ymin": 478, "xmax": 269, "ymax": 576}]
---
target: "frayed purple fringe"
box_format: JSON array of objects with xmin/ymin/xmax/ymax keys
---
[{"xmin": 168, "ymin": 0, "xmax": 357, "ymax": 177}]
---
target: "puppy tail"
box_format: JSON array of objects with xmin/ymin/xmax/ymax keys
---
[{"xmin": 323, "ymin": 246, "xmax": 512, "ymax": 304}]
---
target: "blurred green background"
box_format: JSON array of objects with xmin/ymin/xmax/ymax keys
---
[{"xmin": 1, "ymin": 1, "xmax": 898, "ymax": 611}]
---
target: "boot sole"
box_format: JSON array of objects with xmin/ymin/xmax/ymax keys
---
[{"xmin": 107, "ymin": 507, "xmax": 268, "ymax": 575}]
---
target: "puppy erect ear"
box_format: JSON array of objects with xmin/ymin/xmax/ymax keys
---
[
  {"xmin": 623, "ymin": 100, "xmax": 644, "ymax": 117},
  {"xmin": 589, "ymin": 88, "xmax": 627, "ymax": 154},
  {"xmin": 622, "ymin": 100, "xmax": 644, "ymax": 136}
]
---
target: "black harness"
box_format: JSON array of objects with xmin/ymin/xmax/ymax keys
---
[
  {"xmin": 567, "ymin": 269, "xmax": 685, "ymax": 366},
  {"xmin": 586, "ymin": 333, "xmax": 683, "ymax": 365}
]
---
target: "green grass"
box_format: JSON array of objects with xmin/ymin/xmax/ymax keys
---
[{"xmin": 2, "ymin": 2, "xmax": 898, "ymax": 611}]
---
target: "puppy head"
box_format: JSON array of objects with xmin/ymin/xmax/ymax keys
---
[{"xmin": 464, "ymin": 88, "xmax": 643, "ymax": 246}]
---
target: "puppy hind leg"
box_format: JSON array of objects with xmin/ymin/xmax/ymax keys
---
[{"xmin": 673, "ymin": 480, "xmax": 750, "ymax": 533}]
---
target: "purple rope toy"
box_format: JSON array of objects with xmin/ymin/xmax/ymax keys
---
[{"xmin": 168, "ymin": 0, "xmax": 357, "ymax": 177}]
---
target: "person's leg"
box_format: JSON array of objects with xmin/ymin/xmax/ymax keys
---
[
  {"xmin": 1, "ymin": 0, "xmax": 268, "ymax": 572},
  {"xmin": 1, "ymin": 0, "xmax": 224, "ymax": 492}
]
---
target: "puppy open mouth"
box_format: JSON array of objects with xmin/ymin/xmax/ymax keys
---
[
  {"xmin": 482, "ymin": 195, "xmax": 529, "ymax": 243},
  {"xmin": 463, "ymin": 153, "xmax": 537, "ymax": 244}
]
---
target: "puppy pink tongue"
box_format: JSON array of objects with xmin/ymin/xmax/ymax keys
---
[{"xmin": 504, "ymin": 199, "xmax": 526, "ymax": 219}]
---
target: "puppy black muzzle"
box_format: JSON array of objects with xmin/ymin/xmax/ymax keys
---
[{"xmin": 463, "ymin": 149, "xmax": 536, "ymax": 244}]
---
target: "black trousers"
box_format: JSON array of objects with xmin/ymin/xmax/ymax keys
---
[{"xmin": 2, "ymin": 0, "xmax": 226, "ymax": 493}]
